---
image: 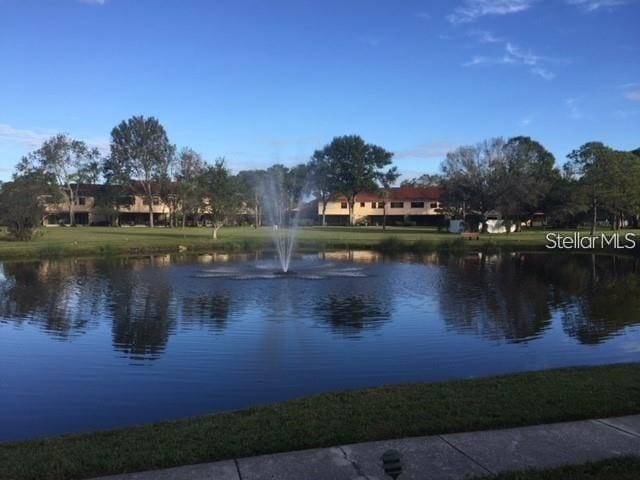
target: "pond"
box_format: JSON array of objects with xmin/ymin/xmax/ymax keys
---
[{"xmin": 1, "ymin": 251, "xmax": 639, "ymax": 442}]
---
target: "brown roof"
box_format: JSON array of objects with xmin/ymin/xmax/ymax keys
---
[{"xmin": 334, "ymin": 186, "xmax": 441, "ymax": 202}]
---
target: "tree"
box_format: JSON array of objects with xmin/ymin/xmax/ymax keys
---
[
  {"xmin": 236, "ymin": 169, "xmax": 267, "ymax": 228},
  {"xmin": 201, "ymin": 159, "xmax": 241, "ymax": 239},
  {"xmin": 440, "ymin": 139, "xmax": 503, "ymax": 229},
  {"xmin": 566, "ymin": 142, "xmax": 618, "ymax": 235},
  {"xmin": 378, "ymin": 168, "xmax": 400, "ymax": 231},
  {"xmin": 309, "ymin": 147, "xmax": 339, "ymax": 226},
  {"xmin": 18, "ymin": 134, "xmax": 100, "ymax": 226},
  {"xmin": 493, "ymin": 136, "xmax": 558, "ymax": 232},
  {"xmin": 0, "ymin": 172, "xmax": 53, "ymax": 240},
  {"xmin": 175, "ymin": 147, "xmax": 206, "ymax": 228},
  {"xmin": 107, "ymin": 116, "xmax": 175, "ymax": 227},
  {"xmin": 400, "ymin": 173, "xmax": 442, "ymax": 188},
  {"xmin": 320, "ymin": 135, "xmax": 395, "ymax": 226}
]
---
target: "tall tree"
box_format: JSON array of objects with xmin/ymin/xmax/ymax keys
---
[
  {"xmin": 175, "ymin": 147, "xmax": 206, "ymax": 228},
  {"xmin": 493, "ymin": 136, "xmax": 558, "ymax": 232},
  {"xmin": 201, "ymin": 159, "xmax": 241, "ymax": 239},
  {"xmin": 309, "ymin": 147, "xmax": 339, "ymax": 226},
  {"xmin": 440, "ymin": 139, "xmax": 503, "ymax": 229},
  {"xmin": 378, "ymin": 168, "xmax": 400, "ymax": 231},
  {"xmin": 18, "ymin": 134, "xmax": 100, "ymax": 226},
  {"xmin": 237, "ymin": 169, "xmax": 267, "ymax": 228},
  {"xmin": 566, "ymin": 142, "xmax": 615, "ymax": 235},
  {"xmin": 320, "ymin": 135, "xmax": 395, "ymax": 226},
  {"xmin": 107, "ymin": 116, "xmax": 175, "ymax": 227}
]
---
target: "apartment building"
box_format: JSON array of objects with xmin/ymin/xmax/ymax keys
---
[{"xmin": 319, "ymin": 186, "xmax": 443, "ymax": 226}]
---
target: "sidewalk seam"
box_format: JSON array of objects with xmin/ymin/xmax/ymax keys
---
[
  {"xmin": 593, "ymin": 419, "xmax": 640, "ymax": 438},
  {"xmin": 234, "ymin": 458, "xmax": 244, "ymax": 480},
  {"xmin": 337, "ymin": 446, "xmax": 371, "ymax": 480},
  {"xmin": 438, "ymin": 435, "xmax": 495, "ymax": 476}
]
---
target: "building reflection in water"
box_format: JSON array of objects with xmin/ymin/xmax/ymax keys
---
[{"xmin": 0, "ymin": 251, "xmax": 638, "ymax": 360}]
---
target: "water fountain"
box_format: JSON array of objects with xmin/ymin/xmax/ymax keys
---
[{"xmin": 259, "ymin": 170, "xmax": 305, "ymax": 274}]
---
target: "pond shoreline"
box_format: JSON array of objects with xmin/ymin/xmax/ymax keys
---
[
  {"xmin": 1, "ymin": 226, "xmax": 639, "ymax": 261},
  {"xmin": 1, "ymin": 363, "xmax": 639, "ymax": 480}
]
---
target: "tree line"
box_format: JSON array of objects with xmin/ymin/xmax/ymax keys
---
[
  {"xmin": 0, "ymin": 114, "xmax": 638, "ymax": 240},
  {"xmin": 404, "ymin": 137, "xmax": 640, "ymax": 234}
]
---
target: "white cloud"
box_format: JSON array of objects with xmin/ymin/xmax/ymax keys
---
[
  {"xmin": 566, "ymin": 0, "xmax": 632, "ymax": 11},
  {"xmin": 0, "ymin": 124, "xmax": 52, "ymax": 149},
  {"xmin": 78, "ymin": 0, "xmax": 109, "ymax": 5},
  {"xmin": 447, "ymin": 0, "xmax": 536, "ymax": 24},
  {"xmin": 565, "ymin": 97, "xmax": 583, "ymax": 119},
  {"xmin": 0, "ymin": 123, "xmax": 109, "ymax": 153},
  {"xmin": 470, "ymin": 30, "xmax": 504, "ymax": 43},
  {"xmin": 462, "ymin": 42, "xmax": 556, "ymax": 80},
  {"xmin": 519, "ymin": 115, "xmax": 534, "ymax": 126},
  {"xmin": 395, "ymin": 142, "xmax": 454, "ymax": 159},
  {"xmin": 625, "ymin": 89, "xmax": 640, "ymax": 101}
]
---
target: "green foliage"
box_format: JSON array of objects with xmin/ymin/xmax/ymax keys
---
[
  {"xmin": 200, "ymin": 159, "xmax": 242, "ymax": 238},
  {"xmin": 107, "ymin": 115, "xmax": 175, "ymax": 227},
  {"xmin": 566, "ymin": 142, "xmax": 640, "ymax": 233},
  {"xmin": 316, "ymin": 135, "xmax": 396, "ymax": 225},
  {"xmin": 18, "ymin": 134, "xmax": 101, "ymax": 227},
  {"xmin": 0, "ymin": 173, "xmax": 52, "ymax": 241}
]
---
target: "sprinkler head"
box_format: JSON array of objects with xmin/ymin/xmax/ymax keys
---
[{"xmin": 381, "ymin": 449, "xmax": 402, "ymax": 479}]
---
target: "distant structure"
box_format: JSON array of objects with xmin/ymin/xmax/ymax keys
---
[
  {"xmin": 320, "ymin": 186, "xmax": 443, "ymax": 226},
  {"xmin": 42, "ymin": 184, "xmax": 173, "ymax": 226}
]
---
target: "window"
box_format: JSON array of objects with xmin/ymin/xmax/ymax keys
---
[
  {"xmin": 77, "ymin": 197, "xmax": 87, "ymax": 206},
  {"xmin": 360, "ymin": 202, "xmax": 365, "ymax": 208},
  {"xmin": 378, "ymin": 202, "xmax": 385, "ymax": 208},
  {"xmin": 390, "ymin": 202, "xmax": 403, "ymax": 209},
  {"xmin": 340, "ymin": 202, "xmax": 348, "ymax": 209},
  {"xmin": 143, "ymin": 197, "xmax": 161, "ymax": 206},
  {"xmin": 410, "ymin": 201, "xmax": 424, "ymax": 208},
  {"xmin": 430, "ymin": 202, "xmax": 438, "ymax": 208}
]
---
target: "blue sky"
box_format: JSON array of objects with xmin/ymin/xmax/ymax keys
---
[{"xmin": 0, "ymin": 0, "xmax": 638, "ymax": 181}]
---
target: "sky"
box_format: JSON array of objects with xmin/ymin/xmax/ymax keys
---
[{"xmin": 0, "ymin": 0, "xmax": 638, "ymax": 182}]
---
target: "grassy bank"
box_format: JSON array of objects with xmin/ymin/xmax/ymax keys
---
[
  {"xmin": 1, "ymin": 363, "xmax": 639, "ymax": 480},
  {"xmin": 1, "ymin": 225, "xmax": 632, "ymax": 260},
  {"xmin": 481, "ymin": 457, "xmax": 640, "ymax": 480}
]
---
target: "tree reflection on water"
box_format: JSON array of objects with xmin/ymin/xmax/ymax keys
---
[{"xmin": 0, "ymin": 252, "xmax": 638, "ymax": 361}]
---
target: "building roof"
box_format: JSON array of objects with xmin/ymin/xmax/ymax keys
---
[{"xmin": 334, "ymin": 186, "xmax": 441, "ymax": 202}]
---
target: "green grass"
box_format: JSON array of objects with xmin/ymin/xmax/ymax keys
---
[
  {"xmin": 479, "ymin": 457, "xmax": 640, "ymax": 480},
  {"xmin": 1, "ymin": 363, "xmax": 639, "ymax": 480},
  {"xmin": 2, "ymin": 225, "xmax": 633, "ymax": 260}
]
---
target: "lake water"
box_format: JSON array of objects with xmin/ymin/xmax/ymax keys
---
[{"xmin": 1, "ymin": 251, "xmax": 639, "ymax": 442}]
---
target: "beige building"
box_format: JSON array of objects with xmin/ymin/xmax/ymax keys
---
[
  {"xmin": 43, "ymin": 184, "xmax": 175, "ymax": 226},
  {"xmin": 319, "ymin": 186, "xmax": 443, "ymax": 226}
]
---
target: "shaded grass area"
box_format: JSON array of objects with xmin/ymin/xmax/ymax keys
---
[
  {"xmin": 1, "ymin": 363, "xmax": 639, "ymax": 480},
  {"xmin": 480, "ymin": 456, "xmax": 640, "ymax": 480},
  {"xmin": 2, "ymin": 225, "xmax": 633, "ymax": 260}
]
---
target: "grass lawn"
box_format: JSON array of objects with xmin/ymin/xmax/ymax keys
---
[
  {"xmin": 481, "ymin": 457, "xmax": 640, "ymax": 480},
  {"xmin": 1, "ymin": 363, "xmax": 639, "ymax": 480},
  {"xmin": 1, "ymin": 225, "xmax": 631, "ymax": 260}
]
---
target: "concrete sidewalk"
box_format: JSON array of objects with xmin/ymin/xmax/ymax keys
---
[{"xmin": 92, "ymin": 415, "xmax": 640, "ymax": 480}]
